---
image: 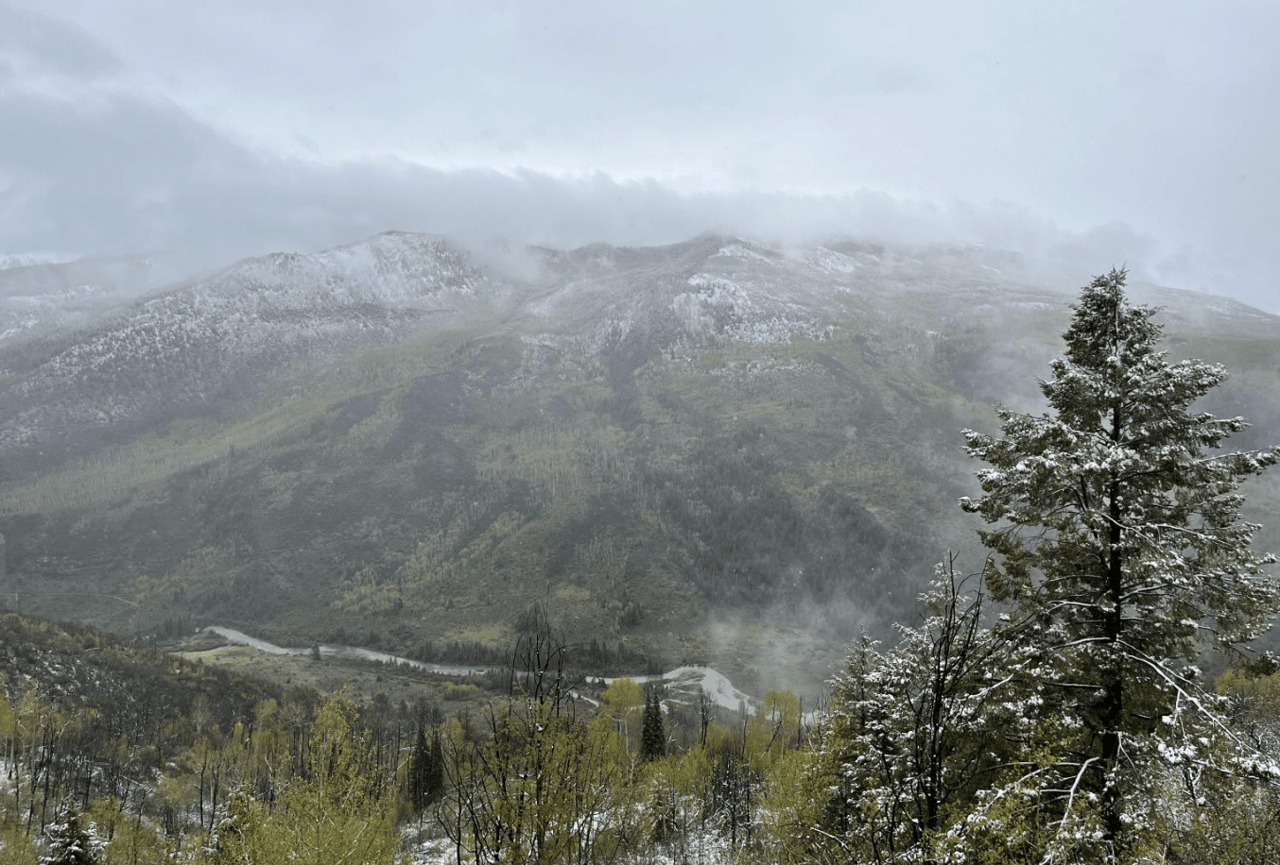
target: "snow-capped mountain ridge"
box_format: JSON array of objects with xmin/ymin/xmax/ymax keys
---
[
  {"xmin": 0, "ymin": 233, "xmax": 498, "ymax": 467},
  {"xmin": 2, "ymin": 230, "xmax": 1277, "ymax": 478}
]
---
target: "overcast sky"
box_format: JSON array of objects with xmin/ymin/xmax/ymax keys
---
[{"xmin": 2, "ymin": 1, "xmax": 1277, "ymax": 311}]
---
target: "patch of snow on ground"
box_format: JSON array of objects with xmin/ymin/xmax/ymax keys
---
[
  {"xmin": 604, "ymin": 666, "xmax": 759, "ymax": 714},
  {"xmin": 202, "ymin": 626, "xmax": 299, "ymax": 655},
  {"xmin": 666, "ymin": 666, "xmax": 758, "ymax": 712},
  {"xmin": 1201, "ymin": 298, "xmax": 1267, "ymax": 319},
  {"xmin": 675, "ymin": 276, "xmax": 754, "ymax": 325}
]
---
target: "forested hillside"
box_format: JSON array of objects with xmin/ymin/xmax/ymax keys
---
[{"xmin": 1, "ymin": 234, "xmax": 1277, "ymax": 690}]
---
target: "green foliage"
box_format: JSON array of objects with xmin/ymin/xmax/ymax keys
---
[
  {"xmin": 746, "ymin": 689, "xmax": 802, "ymax": 770},
  {"xmin": 0, "ymin": 682, "xmax": 13, "ymax": 742},
  {"xmin": 83, "ymin": 797, "xmax": 174, "ymax": 865},
  {"xmin": 599, "ymin": 676, "xmax": 642, "ymax": 749},
  {"xmin": 752, "ymin": 742, "xmax": 848, "ymax": 865},
  {"xmin": 638, "ymin": 746, "xmax": 713, "ymax": 856},
  {"xmin": 443, "ymin": 696, "xmax": 630, "ymax": 865},
  {"xmin": 1151, "ymin": 773, "xmax": 1280, "ymax": 865},
  {"xmin": 209, "ymin": 694, "xmax": 401, "ymax": 865},
  {"xmin": 0, "ymin": 824, "xmax": 40, "ymax": 865}
]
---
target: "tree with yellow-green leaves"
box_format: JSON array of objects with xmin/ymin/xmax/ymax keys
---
[
  {"xmin": 206, "ymin": 693, "xmax": 402, "ymax": 865},
  {"xmin": 0, "ymin": 824, "xmax": 40, "ymax": 865},
  {"xmin": 599, "ymin": 677, "xmax": 643, "ymax": 746},
  {"xmin": 639, "ymin": 745, "xmax": 712, "ymax": 859},
  {"xmin": 439, "ymin": 617, "xmax": 637, "ymax": 865}
]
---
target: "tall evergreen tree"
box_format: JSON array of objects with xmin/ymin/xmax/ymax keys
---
[
  {"xmin": 426, "ymin": 727, "xmax": 444, "ymax": 805},
  {"xmin": 640, "ymin": 688, "xmax": 665, "ymax": 763},
  {"xmin": 408, "ymin": 723, "xmax": 445, "ymax": 814},
  {"xmin": 960, "ymin": 269, "xmax": 1280, "ymax": 858},
  {"xmin": 408, "ymin": 725, "xmax": 431, "ymax": 814}
]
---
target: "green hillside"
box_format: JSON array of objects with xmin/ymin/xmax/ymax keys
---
[{"xmin": 2, "ymin": 235, "xmax": 1277, "ymax": 691}]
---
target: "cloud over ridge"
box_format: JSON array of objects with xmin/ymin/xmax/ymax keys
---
[{"xmin": 3, "ymin": 1, "xmax": 1277, "ymax": 312}]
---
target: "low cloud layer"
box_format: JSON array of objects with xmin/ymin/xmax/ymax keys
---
[
  {"xmin": 0, "ymin": 71, "xmax": 1197, "ymax": 304},
  {"xmin": 3, "ymin": 1, "xmax": 1277, "ymax": 312}
]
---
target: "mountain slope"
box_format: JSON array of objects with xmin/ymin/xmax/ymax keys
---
[
  {"xmin": 2, "ymin": 232, "xmax": 1276, "ymax": 691},
  {"xmin": 0, "ymin": 233, "xmax": 492, "ymax": 474}
]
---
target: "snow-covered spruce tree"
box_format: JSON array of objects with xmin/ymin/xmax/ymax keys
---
[{"xmin": 960, "ymin": 269, "xmax": 1280, "ymax": 859}]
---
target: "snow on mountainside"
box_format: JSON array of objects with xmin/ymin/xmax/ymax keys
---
[
  {"xmin": 521, "ymin": 236, "xmax": 867, "ymax": 360},
  {"xmin": 0, "ymin": 256, "xmax": 156, "ymax": 345},
  {"xmin": 0, "ymin": 233, "xmax": 494, "ymax": 466},
  {"xmin": 1, "ymin": 231, "xmax": 1277, "ymax": 692},
  {"xmin": 0, "ymin": 252, "xmax": 80, "ymax": 269},
  {"xmin": 3, "ymin": 230, "xmax": 1276, "ymax": 478},
  {"xmin": 1, "ymin": 232, "xmax": 883, "ymax": 471}
]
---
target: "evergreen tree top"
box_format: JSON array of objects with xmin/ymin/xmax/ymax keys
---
[{"xmin": 1062, "ymin": 268, "xmax": 1160, "ymax": 366}]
